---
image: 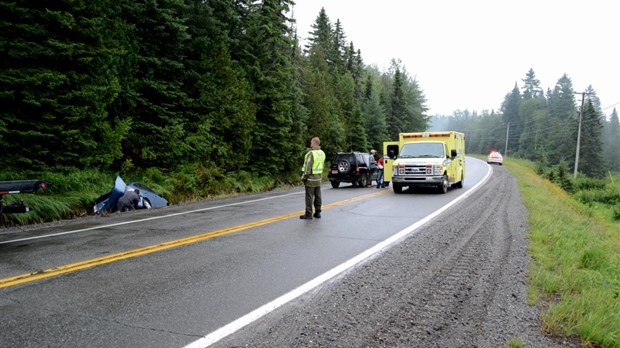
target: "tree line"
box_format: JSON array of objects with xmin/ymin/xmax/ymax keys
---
[
  {"xmin": 0, "ymin": 1, "xmax": 429, "ymax": 179},
  {"xmin": 430, "ymin": 69, "xmax": 619, "ymax": 178}
]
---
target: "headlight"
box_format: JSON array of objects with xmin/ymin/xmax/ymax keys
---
[{"xmin": 433, "ymin": 165, "xmax": 442, "ymax": 175}]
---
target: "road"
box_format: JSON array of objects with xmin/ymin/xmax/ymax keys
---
[{"xmin": 0, "ymin": 157, "xmax": 545, "ymax": 348}]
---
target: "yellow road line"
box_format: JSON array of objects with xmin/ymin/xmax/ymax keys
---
[{"xmin": 0, "ymin": 189, "xmax": 389, "ymax": 289}]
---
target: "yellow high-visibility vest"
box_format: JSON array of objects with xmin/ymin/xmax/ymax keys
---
[{"xmin": 302, "ymin": 149, "xmax": 325, "ymax": 174}]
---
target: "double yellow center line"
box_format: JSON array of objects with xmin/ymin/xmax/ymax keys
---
[{"xmin": 0, "ymin": 190, "xmax": 389, "ymax": 289}]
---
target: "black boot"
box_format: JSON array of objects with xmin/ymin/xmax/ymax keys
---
[
  {"xmin": 313, "ymin": 211, "xmax": 321, "ymax": 218},
  {"xmin": 299, "ymin": 214, "xmax": 313, "ymax": 220}
]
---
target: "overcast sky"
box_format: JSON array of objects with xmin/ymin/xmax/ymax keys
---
[{"xmin": 290, "ymin": 0, "xmax": 620, "ymax": 117}]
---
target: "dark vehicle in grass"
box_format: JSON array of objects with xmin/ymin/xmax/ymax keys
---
[
  {"xmin": 93, "ymin": 176, "xmax": 168, "ymax": 215},
  {"xmin": 0, "ymin": 180, "xmax": 48, "ymax": 214},
  {"xmin": 327, "ymin": 152, "xmax": 377, "ymax": 188}
]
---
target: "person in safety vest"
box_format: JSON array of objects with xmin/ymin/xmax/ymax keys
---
[{"xmin": 300, "ymin": 137, "xmax": 326, "ymax": 219}]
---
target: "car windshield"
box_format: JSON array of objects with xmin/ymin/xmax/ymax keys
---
[{"xmin": 399, "ymin": 143, "xmax": 445, "ymax": 158}]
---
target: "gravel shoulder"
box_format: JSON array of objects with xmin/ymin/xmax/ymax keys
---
[{"xmin": 216, "ymin": 166, "xmax": 577, "ymax": 347}]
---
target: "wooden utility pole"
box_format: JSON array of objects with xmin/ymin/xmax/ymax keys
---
[
  {"xmin": 573, "ymin": 91, "xmax": 589, "ymax": 179},
  {"xmin": 505, "ymin": 123, "xmax": 510, "ymax": 157}
]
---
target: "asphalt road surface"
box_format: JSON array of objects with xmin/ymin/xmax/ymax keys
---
[{"xmin": 1, "ymin": 157, "xmax": 570, "ymax": 347}]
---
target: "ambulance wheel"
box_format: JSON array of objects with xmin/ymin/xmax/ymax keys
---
[
  {"xmin": 331, "ymin": 181, "xmax": 340, "ymax": 188},
  {"xmin": 438, "ymin": 175, "xmax": 449, "ymax": 194},
  {"xmin": 393, "ymin": 183, "xmax": 403, "ymax": 193}
]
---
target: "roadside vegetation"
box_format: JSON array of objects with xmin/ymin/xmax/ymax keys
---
[
  {"xmin": 505, "ymin": 158, "xmax": 619, "ymax": 348},
  {"xmin": 0, "ymin": 167, "xmax": 297, "ymax": 227}
]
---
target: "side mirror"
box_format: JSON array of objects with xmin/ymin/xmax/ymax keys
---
[{"xmin": 450, "ymin": 149, "xmax": 457, "ymax": 158}]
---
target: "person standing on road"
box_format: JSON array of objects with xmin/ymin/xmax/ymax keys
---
[
  {"xmin": 300, "ymin": 137, "xmax": 326, "ymax": 220},
  {"xmin": 376, "ymin": 154, "xmax": 385, "ymax": 188},
  {"xmin": 368, "ymin": 149, "xmax": 378, "ymax": 187}
]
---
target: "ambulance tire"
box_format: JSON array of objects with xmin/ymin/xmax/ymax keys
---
[
  {"xmin": 438, "ymin": 175, "xmax": 449, "ymax": 194},
  {"xmin": 393, "ymin": 183, "xmax": 403, "ymax": 194}
]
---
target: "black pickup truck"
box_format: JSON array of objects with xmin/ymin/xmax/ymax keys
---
[{"xmin": 0, "ymin": 180, "xmax": 48, "ymax": 214}]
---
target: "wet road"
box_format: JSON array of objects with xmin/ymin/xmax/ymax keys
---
[{"xmin": 1, "ymin": 157, "xmax": 490, "ymax": 348}]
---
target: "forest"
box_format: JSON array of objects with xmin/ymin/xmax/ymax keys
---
[
  {"xmin": 1, "ymin": 0, "xmax": 618, "ymax": 193},
  {"xmin": 431, "ymin": 69, "xmax": 619, "ymax": 179}
]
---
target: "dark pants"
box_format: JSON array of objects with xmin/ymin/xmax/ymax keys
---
[{"xmin": 304, "ymin": 185, "xmax": 322, "ymax": 216}]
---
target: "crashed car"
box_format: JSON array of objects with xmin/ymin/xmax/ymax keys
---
[
  {"xmin": 487, "ymin": 151, "xmax": 504, "ymax": 165},
  {"xmin": 94, "ymin": 176, "xmax": 168, "ymax": 214}
]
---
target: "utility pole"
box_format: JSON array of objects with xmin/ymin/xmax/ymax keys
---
[
  {"xmin": 505, "ymin": 123, "xmax": 510, "ymax": 157},
  {"xmin": 573, "ymin": 91, "xmax": 589, "ymax": 179}
]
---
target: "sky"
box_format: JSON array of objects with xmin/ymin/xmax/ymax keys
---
[{"xmin": 290, "ymin": 0, "xmax": 620, "ymax": 118}]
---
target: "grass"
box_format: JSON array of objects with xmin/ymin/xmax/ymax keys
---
[
  {"xmin": 504, "ymin": 158, "xmax": 620, "ymax": 348},
  {"xmin": 1, "ymin": 166, "xmax": 298, "ymax": 227}
]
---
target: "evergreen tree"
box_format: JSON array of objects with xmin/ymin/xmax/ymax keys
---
[
  {"xmin": 576, "ymin": 100, "xmax": 606, "ymax": 178},
  {"xmin": 362, "ymin": 72, "xmax": 389, "ymax": 152},
  {"xmin": 183, "ymin": 0, "xmax": 255, "ymax": 171},
  {"xmin": 117, "ymin": 0, "xmax": 192, "ymax": 168},
  {"xmin": 388, "ymin": 67, "xmax": 408, "ymax": 139},
  {"xmin": 403, "ymin": 76, "xmax": 429, "ymax": 132},
  {"xmin": 518, "ymin": 98, "xmax": 548, "ymax": 160},
  {"xmin": 330, "ymin": 19, "xmax": 346, "ymax": 71},
  {"xmin": 546, "ymin": 74, "xmax": 577, "ymax": 165},
  {"xmin": 303, "ymin": 51, "xmax": 344, "ymax": 156},
  {"xmin": 336, "ymin": 72, "xmax": 367, "ymax": 151},
  {"xmin": 522, "ymin": 68, "xmax": 542, "ymax": 99},
  {"xmin": 242, "ymin": 0, "xmax": 298, "ymax": 175},
  {"xmin": 500, "ymin": 83, "xmax": 521, "ymax": 156},
  {"xmin": 604, "ymin": 108, "xmax": 620, "ymax": 171},
  {"xmin": 0, "ymin": 0, "xmax": 127, "ymax": 169},
  {"xmin": 305, "ymin": 8, "xmax": 332, "ymax": 57}
]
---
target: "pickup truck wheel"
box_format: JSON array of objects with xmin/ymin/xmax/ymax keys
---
[
  {"xmin": 393, "ymin": 183, "xmax": 403, "ymax": 193},
  {"xmin": 439, "ymin": 175, "xmax": 449, "ymax": 194},
  {"xmin": 359, "ymin": 175, "xmax": 367, "ymax": 187},
  {"xmin": 331, "ymin": 181, "xmax": 340, "ymax": 188}
]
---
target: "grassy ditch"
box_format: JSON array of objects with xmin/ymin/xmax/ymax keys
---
[
  {"xmin": 0, "ymin": 165, "xmax": 298, "ymax": 227},
  {"xmin": 504, "ymin": 159, "xmax": 619, "ymax": 347}
]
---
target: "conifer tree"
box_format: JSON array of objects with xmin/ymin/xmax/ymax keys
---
[
  {"xmin": 604, "ymin": 108, "xmax": 620, "ymax": 171},
  {"xmin": 242, "ymin": 0, "xmax": 298, "ymax": 174},
  {"xmin": 522, "ymin": 68, "xmax": 542, "ymax": 99},
  {"xmin": 0, "ymin": 0, "xmax": 127, "ymax": 169},
  {"xmin": 576, "ymin": 100, "xmax": 606, "ymax": 178},
  {"xmin": 500, "ymin": 83, "xmax": 521, "ymax": 156},
  {"xmin": 183, "ymin": 0, "xmax": 255, "ymax": 171},
  {"xmin": 363, "ymin": 72, "xmax": 389, "ymax": 152},
  {"xmin": 388, "ymin": 68, "xmax": 408, "ymax": 139},
  {"xmin": 117, "ymin": 0, "xmax": 192, "ymax": 168},
  {"xmin": 546, "ymin": 74, "xmax": 577, "ymax": 165}
]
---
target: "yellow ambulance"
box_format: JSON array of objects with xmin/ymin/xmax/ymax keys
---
[{"xmin": 383, "ymin": 131, "xmax": 465, "ymax": 193}]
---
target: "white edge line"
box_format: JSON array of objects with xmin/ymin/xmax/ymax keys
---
[
  {"xmin": 183, "ymin": 159, "xmax": 493, "ymax": 348},
  {"xmin": 0, "ymin": 191, "xmax": 304, "ymax": 245}
]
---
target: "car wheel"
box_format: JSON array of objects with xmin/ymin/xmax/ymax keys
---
[
  {"xmin": 143, "ymin": 199, "xmax": 152, "ymax": 209},
  {"xmin": 359, "ymin": 175, "xmax": 367, "ymax": 187},
  {"xmin": 331, "ymin": 181, "xmax": 340, "ymax": 188},
  {"xmin": 337, "ymin": 160, "xmax": 351, "ymax": 174},
  {"xmin": 393, "ymin": 183, "xmax": 403, "ymax": 193},
  {"xmin": 438, "ymin": 175, "xmax": 449, "ymax": 194}
]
